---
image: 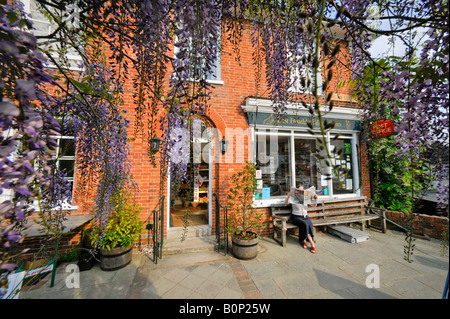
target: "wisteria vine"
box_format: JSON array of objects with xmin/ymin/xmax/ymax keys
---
[
  {"xmin": 1, "ymin": 0, "xmax": 448, "ymax": 271},
  {"xmin": 0, "ymin": 1, "xmax": 63, "ymax": 269},
  {"xmin": 355, "ymin": 0, "xmax": 449, "ymax": 259}
]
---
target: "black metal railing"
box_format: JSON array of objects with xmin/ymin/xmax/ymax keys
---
[
  {"xmin": 144, "ymin": 196, "xmax": 165, "ymax": 264},
  {"xmin": 214, "ymin": 193, "xmax": 228, "ymax": 256}
]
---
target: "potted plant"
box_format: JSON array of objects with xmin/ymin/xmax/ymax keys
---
[
  {"xmin": 90, "ymin": 184, "xmax": 143, "ymax": 271},
  {"xmin": 227, "ymin": 162, "xmax": 263, "ymax": 259}
]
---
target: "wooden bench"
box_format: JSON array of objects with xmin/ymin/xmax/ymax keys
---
[{"xmin": 271, "ymin": 196, "xmax": 386, "ymax": 247}]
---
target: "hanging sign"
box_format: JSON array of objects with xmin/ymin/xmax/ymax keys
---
[{"xmin": 370, "ymin": 119, "xmax": 395, "ymax": 138}]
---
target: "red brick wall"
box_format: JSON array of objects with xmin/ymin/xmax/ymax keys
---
[
  {"xmin": 386, "ymin": 210, "xmax": 449, "ymax": 240},
  {"xmin": 39, "ymin": 20, "xmax": 366, "ymax": 243},
  {"xmin": 8, "ymin": 225, "xmax": 87, "ymax": 265}
]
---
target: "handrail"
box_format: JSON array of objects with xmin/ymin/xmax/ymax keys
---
[
  {"xmin": 213, "ymin": 193, "xmax": 228, "ymax": 256},
  {"xmin": 367, "ymin": 200, "xmax": 408, "ymax": 232}
]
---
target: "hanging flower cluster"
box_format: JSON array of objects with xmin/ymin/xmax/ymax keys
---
[
  {"xmin": 358, "ymin": 0, "xmax": 448, "ymax": 208},
  {"xmin": 60, "ymin": 60, "xmax": 132, "ymax": 245},
  {"xmin": 355, "ymin": 0, "xmax": 449, "ymax": 259},
  {"xmin": 0, "ymin": 1, "xmax": 62, "ymax": 269}
]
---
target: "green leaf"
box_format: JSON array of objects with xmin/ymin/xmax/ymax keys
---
[
  {"xmin": 6, "ymin": 11, "xmax": 18, "ymax": 25},
  {"xmin": 70, "ymin": 78, "xmax": 93, "ymax": 95},
  {"xmin": 19, "ymin": 18, "xmax": 32, "ymax": 29}
]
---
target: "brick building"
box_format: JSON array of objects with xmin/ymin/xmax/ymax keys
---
[
  {"xmin": 92, "ymin": 20, "xmax": 371, "ymax": 243},
  {"xmin": 12, "ymin": 2, "xmax": 371, "ymax": 257}
]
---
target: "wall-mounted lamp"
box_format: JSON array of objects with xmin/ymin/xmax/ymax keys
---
[
  {"xmin": 221, "ymin": 137, "xmax": 228, "ymax": 154},
  {"xmin": 151, "ymin": 135, "xmax": 161, "ymax": 153}
]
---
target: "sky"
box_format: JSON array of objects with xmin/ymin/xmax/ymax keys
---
[
  {"xmin": 365, "ymin": 4, "xmax": 430, "ymax": 60},
  {"xmin": 368, "ymin": 28, "xmax": 430, "ymax": 59},
  {"xmin": 368, "ymin": 35, "xmax": 407, "ymax": 58}
]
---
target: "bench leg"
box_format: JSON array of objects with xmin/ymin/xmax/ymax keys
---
[
  {"xmin": 273, "ymin": 228, "xmax": 280, "ymax": 245},
  {"xmin": 273, "ymin": 228, "xmax": 285, "ymax": 247},
  {"xmin": 281, "ymin": 228, "xmax": 286, "ymax": 247},
  {"xmin": 381, "ymin": 211, "xmax": 387, "ymax": 233}
]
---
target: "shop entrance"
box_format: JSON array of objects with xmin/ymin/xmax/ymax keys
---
[{"xmin": 169, "ymin": 120, "xmax": 212, "ymax": 229}]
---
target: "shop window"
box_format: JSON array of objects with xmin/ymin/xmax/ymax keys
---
[
  {"xmin": 254, "ymin": 129, "xmax": 359, "ymax": 201},
  {"xmin": 330, "ymin": 138, "xmax": 354, "ymax": 195},
  {"xmin": 255, "ymin": 134, "xmax": 292, "ymax": 198},
  {"xmin": 295, "ymin": 138, "xmax": 319, "ymax": 189}
]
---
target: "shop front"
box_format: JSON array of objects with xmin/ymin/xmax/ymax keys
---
[{"xmin": 242, "ymin": 97, "xmax": 365, "ymax": 208}]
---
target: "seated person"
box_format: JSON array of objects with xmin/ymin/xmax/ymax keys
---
[{"xmin": 285, "ymin": 185, "xmax": 317, "ymax": 253}]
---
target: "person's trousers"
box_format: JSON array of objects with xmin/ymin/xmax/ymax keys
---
[{"xmin": 291, "ymin": 215, "xmax": 314, "ymax": 243}]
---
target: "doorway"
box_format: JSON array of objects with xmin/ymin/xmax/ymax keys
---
[{"xmin": 168, "ymin": 120, "xmax": 212, "ymax": 229}]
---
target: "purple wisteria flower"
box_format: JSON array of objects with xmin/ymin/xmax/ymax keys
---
[{"xmin": 1, "ymin": 0, "xmax": 65, "ymax": 270}]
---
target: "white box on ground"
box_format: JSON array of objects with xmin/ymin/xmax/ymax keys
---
[{"xmin": 327, "ymin": 225, "xmax": 370, "ymax": 243}]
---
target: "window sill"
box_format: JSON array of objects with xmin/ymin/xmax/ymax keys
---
[
  {"xmin": 252, "ymin": 197, "xmax": 285, "ymax": 208},
  {"xmin": 31, "ymin": 204, "xmax": 79, "ymax": 211},
  {"xmin": 206, "ymin": 79, "xmax": 224, "ymax": 85},
  {"xmin": 252, "ymin": 193, "xmax": 360, "ymax": 208}
]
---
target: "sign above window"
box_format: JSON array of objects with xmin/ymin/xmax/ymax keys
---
[{"xmin": 245, "ymin": 111, "xmax": 361, "ymax": 131}]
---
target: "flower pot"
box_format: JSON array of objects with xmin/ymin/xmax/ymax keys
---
[
  {"xmin": 76, "ymin": 229, "xmax": 97, "ymax": 271},
  {"xmin": 99, "ymin": 246, "xmax": 133, "ymax": 271},
  {"xmin": 231, "ymin": 233, "xmax": 259, "ymax": 260},
  {"xmin": 77, "ymin": 250, "xmax": 96, "ymax": 272}
]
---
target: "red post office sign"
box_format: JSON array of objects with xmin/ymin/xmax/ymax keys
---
[{"xmin": 370, "ymin": 119, "xmax": 395, "ymax": 138}]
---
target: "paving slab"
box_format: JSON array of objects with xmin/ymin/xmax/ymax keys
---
[
  {"xmin": 253, "ymin": 278, "xmax": 287, "ymax": 299},
  {"xmin": 18, "ymin": 228, "xmax": 448, "ymax": 300},
  {"xmin": 273, "ymin": 272, "xmax": 327, "ymax": 298}
]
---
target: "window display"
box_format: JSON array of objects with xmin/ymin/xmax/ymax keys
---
[
  {"xmin": 256, "ymin": 134, "xmax": 291, "ymax": 197},
  {"xmin": 255, "ymin": 129, "xmax": 358, "ymax": 200},
  {"xmin": 331, "ymin": 138, "xmax": 354, "ymax": 194}
]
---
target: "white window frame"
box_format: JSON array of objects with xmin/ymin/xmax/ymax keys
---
[
  {"xmin": 252, "ymin": 128, "xmax": 360, "ymax": 208},
  {"xmin": 22, "ymin": 0, "xmax": 83, "ymax": 72},
  {"xmin": 0, "ymin": 131, "xmax": 78, "ymax": 211},
  {"xmin": 36, "ymin": 133, "xmax": 78, "ymax": 211},
  {"xmin": 53, "ymin": 136, "xmax": 76, "ymax": 190},
  {"xmin": 287, "ymin": 45, "xmax": 323, "ymax": 95},
  {"xmin": 173, "ymin": 27, "xmax": 223, "ymax": 85}
]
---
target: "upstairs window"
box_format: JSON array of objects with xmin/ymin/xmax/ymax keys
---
[
  {"xmin": 288, "ymin": 45, "xmax": 323, "ymax": 95},
  {"xmin": 173, "ymin": 26, "xmax": 222, "ymax": 84},
  {"xmin": 22, "ymin": 0, "xmax": 83, "ymax": 71}
]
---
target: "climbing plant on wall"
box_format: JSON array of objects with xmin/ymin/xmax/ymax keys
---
[{"xmin": 1, "ymin": 0, "xmax": 448, "ymax": 270}]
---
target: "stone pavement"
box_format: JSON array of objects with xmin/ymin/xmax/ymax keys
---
[{"xmin": 19, "ymin": 228, "xmax": 448, "ymax": 300}]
